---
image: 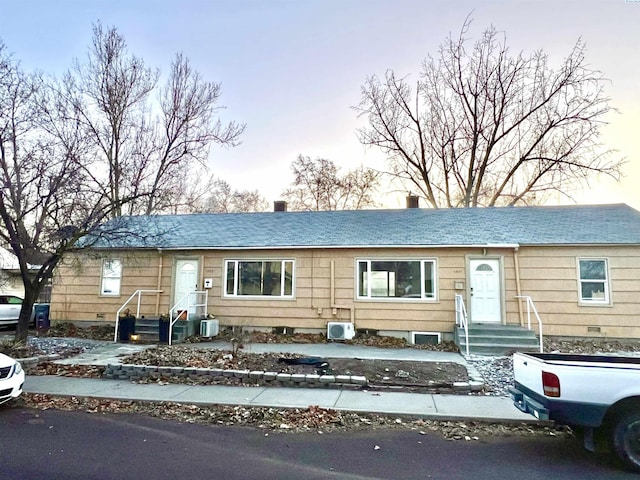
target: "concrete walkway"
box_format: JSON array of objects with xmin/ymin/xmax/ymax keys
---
[
  {"xmin": 23, "ymin": 339, "xmax": 536, "ymax": 423},
  {"xmin": 24, "ymin": 376, "xmax": 533, "ymax": 422},
  {"xmin": 52, "ymin": 340, "xmax": 468, "ymax": 365}
]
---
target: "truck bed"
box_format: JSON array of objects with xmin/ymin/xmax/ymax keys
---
[
  {"xmin": 521, "ymin": 352, "xmax": 640, "ymax": 368},
  {"xmin": 511, "ymin": 351, "xmax": 640, "ymax": 471},
  {"xmin": 511, "ymin": 352, "xmax": 640, "ymax": 427}
]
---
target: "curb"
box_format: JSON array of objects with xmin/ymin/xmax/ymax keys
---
[{"xmin": 19, "ymin": 353, "xmax": 62, "ymax": 366}]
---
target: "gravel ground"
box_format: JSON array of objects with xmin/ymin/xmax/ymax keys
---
[
  {"xmin": 0, "ymin": 334, "xmax": 108, "ymax": 358},
  {"xmin": 27, "ymin": 336, "xmax": 108, "ymax": 354},
  {"xmin": 28, "ymin": 336, "xmax": 108, "ymax": 357},
  {"xmin": 468, "ymin": 356, "xmax": 514, "ymax": 397}
]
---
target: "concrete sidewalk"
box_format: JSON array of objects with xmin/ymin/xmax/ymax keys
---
[
  {"xmin": 18, "ymin": 339, "xmax": 538, "ymax": 423},
  {"xmin": 24, "ymin": 376, "xmax": 534, "ymax": 423}
]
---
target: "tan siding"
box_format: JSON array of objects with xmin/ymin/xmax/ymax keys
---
[
  {"xmin": 52, "ymin": 248, "xmax": 464, "ymax": 334},
  {"xmin": 50, "ymin": 244, "xmax": 640, "ymax": 339},
  {"xmin": 512, "ymin": 246, "xmax": 640, "ymax": 338},
  {"xmin": 51, "ymin": 251, "xmax": 171, "ymax": 322}
]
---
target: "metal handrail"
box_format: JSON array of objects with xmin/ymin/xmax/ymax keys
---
[
  {"xmin": 515, "ymin": 295, "xmax": 544, "ymax": 353},
  {"xmin": 114, "ymin": 289, "xmax": 163, "ymax": 342},
  {"xmin": 168, "ymin": 290, "xmax": 208, "ymax": 345},
  {"xmin": 455, "ymin": 294, "xmax": 470, "ymax": 357}
]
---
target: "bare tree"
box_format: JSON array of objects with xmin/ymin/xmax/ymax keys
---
[
  {"xmin": 281, "ymin": 155, "xmax": 380, "ymax": 211},
  {"xmin": 0, "ymin": 24, "xmax": 244, "ymax": 343},
  {"xmin": 193, "ymin": 177, "xmax": 269, "ymax": 213},
  {"xmin": 354, "ymin": 18, "xmax": 622, "ymax": 208},
  {"xmin": 0, "ymin": 42, "xmax": 101, "ymax": 342},
  {"xmin": 142, "ymin": 53, "xmax": 245, "ymax": 214},
  {"xmin": 53, "ymin": 23, "xmax": 245, "ymax": 217}
]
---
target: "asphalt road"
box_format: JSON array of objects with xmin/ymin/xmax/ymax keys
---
[{"xmin": 0, "ymin": 407, "xmax": 637, "ymax": 480}]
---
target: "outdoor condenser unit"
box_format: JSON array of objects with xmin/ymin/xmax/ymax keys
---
[
  {"xmin": 200, "ymin": 319, "xmax": 219, "ymax": 337},
  {"xmin": 327, "ymin": 322, "xmax": 355, "ymax": 340}
]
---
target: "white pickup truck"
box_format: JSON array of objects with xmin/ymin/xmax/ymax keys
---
[{"xmin": 509, "ymin": 351, "xmax": 640, "ymax": 472}]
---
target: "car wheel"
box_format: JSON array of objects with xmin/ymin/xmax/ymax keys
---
[{"xmin": 612, "ymin": 412, "xmax": 640, "ymax": 472}]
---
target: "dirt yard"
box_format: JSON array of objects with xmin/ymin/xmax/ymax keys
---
[{"xmin": 120, "ymin": 346, "xmax": 469, "ymax": 391}]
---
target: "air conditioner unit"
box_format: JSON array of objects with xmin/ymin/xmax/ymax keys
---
[
  {"xmin": 200, "ymin": 319, "xmax": 219, "ymax": 337},
  {"xmin": 327, "ymin": 322, "xmax": 355, "ymax": 340}
]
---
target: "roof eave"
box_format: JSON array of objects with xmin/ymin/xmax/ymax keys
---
[{"xmin": 149, "ymin": 243, "xmax": 522, "ymax": 251}]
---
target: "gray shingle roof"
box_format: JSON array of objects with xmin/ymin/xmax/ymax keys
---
[{"xmin": 90, "ymin": 203, "xmax": 640, "ymax": 250}]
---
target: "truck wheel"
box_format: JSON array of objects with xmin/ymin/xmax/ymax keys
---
[{"xmin": 612, "ymin": 412, "xmax": 640, "ymax": 472}]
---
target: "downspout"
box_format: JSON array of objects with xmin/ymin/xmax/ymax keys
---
[
  {"xmin": 514, "ymin": 246, "xmax": 524, "ymax": 327},
  {"xmin": 330, "ymin": 260, "xmax": 355, "ymax": 323},
  {"xmin": 311, "ymin": 249, "xmax": 315, "ymax": 310},
  {"xmin": 330, "ymin": 260, "xmax": 335, "ymax": 306},
  {"xmin": 155, "ymin": 249, "xmax": 163, "ymax": 315}
]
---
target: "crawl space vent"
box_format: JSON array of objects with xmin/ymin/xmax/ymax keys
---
[{"xmin": 411, "ymin": 332, "xmax": 441, "ymax": 345}]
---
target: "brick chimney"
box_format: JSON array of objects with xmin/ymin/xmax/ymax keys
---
[
  {"xmin": 273, "ymin": 200, "xmax": 287, "ymax": 212},
  {"xmin": 406, "ymin": 195, "xmax": 419, "ymax": 209}
]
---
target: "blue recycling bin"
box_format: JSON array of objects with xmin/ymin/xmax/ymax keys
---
[{"xmin": 34, "ymin": 304, "xmax": 50, "ymax": 330}]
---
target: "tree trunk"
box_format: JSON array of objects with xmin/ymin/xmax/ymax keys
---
[{"xmin": 13, "ymin": 283, "xmax": 40, "ymax": 344}]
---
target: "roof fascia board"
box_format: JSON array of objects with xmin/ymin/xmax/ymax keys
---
[
  {"xmin": 518, "ymin": 243, "xmax": 640, "ymax": 248},
  {"xmin": 91, "ymin": 242, "xmax": 640, "ymax": 251},
  {"xmin": 147, "ymin": 243, "xmax": 523, "ymax": 251}
]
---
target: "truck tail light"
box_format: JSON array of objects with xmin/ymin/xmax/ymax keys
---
[{"xmin": 542, "ymin": 371, "xmax": 561, "ymax": 397}]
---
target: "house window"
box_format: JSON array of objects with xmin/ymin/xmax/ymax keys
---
[
  {"xmin": 101, "ymin": 259, "xmax": 122, "ymax": 296},
  {"xmin": 578, "ymin": 258, "xmax": 609, "ymax": 304},
  {"xmin": 357, "ymin": 259, "xmax": 436, "ymax": 300},
  {"xmin": 224, "ymin": 260, "xmax": 294, "ymax": 298}
]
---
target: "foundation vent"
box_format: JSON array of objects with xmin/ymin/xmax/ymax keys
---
[{"xmin": 411, "ymin": 331, "xmax": 441, "ymax": 345}]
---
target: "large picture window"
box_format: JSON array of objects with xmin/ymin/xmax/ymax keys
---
[
  {"xmin": 101, "ymin": 259, "xmax": 122, "ymax": 296},
  {"xmin": 357, "ymin": 259, "xmax": 436, "ymax": 300},
  {"xmin": 578, "ymin": 258, "xmax": 610, "ymax": 304},
  {"xmin": 225, "ymin": 260, "xmax": 294, "ymax": 298}
]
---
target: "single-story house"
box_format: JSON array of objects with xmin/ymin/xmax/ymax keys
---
[{"xmin": 49, "ymin": 203, "xmax": 640, "ymax": 348}]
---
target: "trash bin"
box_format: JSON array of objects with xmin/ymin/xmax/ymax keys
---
[
  {"xmin": 118, "ymin": 316, "xmax": 136, "ymax": 342},
  {"xmin": 158, "ymin": 318, "xmax": 170, "ymax": 344},
  {"xmin": 34, "ymin": 304, "xmax": 50, "ymax": 331}
]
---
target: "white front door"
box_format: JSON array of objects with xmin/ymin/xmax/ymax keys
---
[
  {"xmin": 174, "ymin": 259, "xmax": 199, "ymax": 316},
  {"xmin": 469, "ymin": 259, "xmax": 501, "ymax": 323}
]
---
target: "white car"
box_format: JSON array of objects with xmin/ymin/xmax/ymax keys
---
[
  {"xmin": 0, "ymin": 296, "xmax": 40, "ymax": 328},
  {"xmin": 0, "ymin": 352, "xmax": 24, "ymax": 405},
  {"xmin": 0, "ymin": 295, "xmax": 22, "ymax": 326}
]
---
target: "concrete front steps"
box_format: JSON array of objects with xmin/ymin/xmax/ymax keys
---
[
  {"xmin": 455, "ymin": 324, "xmax": 540, "ymax": 356},
  {"xmin": 123, "ymin": 317, "xmax": 192, "ymax": 344}
]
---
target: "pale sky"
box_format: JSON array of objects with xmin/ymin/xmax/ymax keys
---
[{"xmin": 1, "ymin": 0, "xmax": 639, "ymax": 209}]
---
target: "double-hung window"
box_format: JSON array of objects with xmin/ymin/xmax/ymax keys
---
[
  {"xmin": 225, "ymin": 260, "xmax": 294, "ymax": 298},
  {"xmin": 578, "ymin": 258, "xmax": 610, "ymax": 304},
  {"xmin": 357, "ymin": 259, "xmax": 437, "ymax": 300},
  {"xmin": 101, "ymin": 259, "xmax": 122, "ymax": 296}
]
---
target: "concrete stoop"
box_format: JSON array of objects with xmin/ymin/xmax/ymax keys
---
[
  {"xmin": 125, "ymin": 317, "xmax": 194, "ymax": 345},
  {"xmin": 455, "ymin": 324, "xmax": 540, "ymax": 356}
]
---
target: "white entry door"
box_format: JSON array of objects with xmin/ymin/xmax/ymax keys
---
[
  {"xmin": 174, "ymin": 259, "xmax": 199, "ymax": 315},
  {"xmin": 469, "ymin": 259, "xmax": 501, "ymax": 323}
]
